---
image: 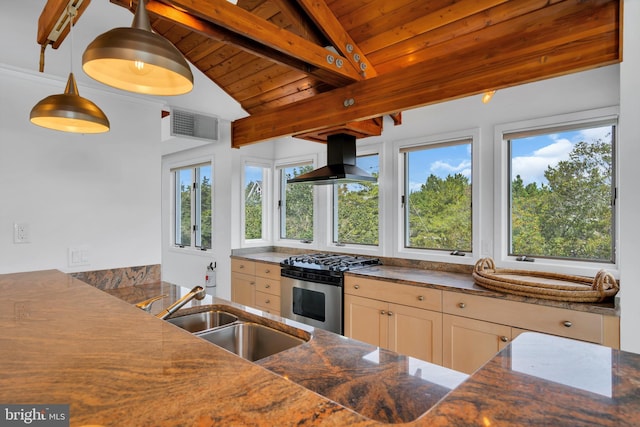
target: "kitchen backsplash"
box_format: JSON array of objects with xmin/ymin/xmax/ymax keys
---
[{"xmin": 70, "ymin": 264, "xmax": 161, "ymax": 290}]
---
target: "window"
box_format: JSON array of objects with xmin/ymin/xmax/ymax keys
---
[
  {"xmin": 278, "ymin": 163, "xmax": 314, "ymax": 241},
  {"xmin": 401, "ymin": 140, "xmax": 472, "ymax": 252},
  {"xmin": 506, "ymin": 121, "xmax": 616, "ymax": 263},
  {"xmin": 244, "ymin": 163, "xmax": 269, "ymax": 241},
  {"xmin": 333, "ymin": 153, "xmax": 379, "ymax": 245},
  {"xmin": 174, "ymin": 163, "xmax": 212, "ymax": 249}
]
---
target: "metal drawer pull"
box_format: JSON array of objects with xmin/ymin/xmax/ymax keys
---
[
  {"xmin": 354, "ymin": 285, "xmax": 360, "ymax": 289},
  {"xmin": 265, "ymin": 284, "xmax": 270, "ymax": 288},
  {"xmin": 417, "ymin": 295, "xmax": 425, "ymax": 301},
  {"xmin": 239, "ymin": 265, "xmax": 245, "ymax": 269},
  {"xmin": 458, "ymin": 302, "xmax": 466, "ymax": 309},
  {"xmin": 380, "ymin": 310, "xmax": 386, "ymax": 315},
  {"xmin": 265, "ymin": 269, "xmax": 270, "ymax": 273},
  {"xmin": 563, "ymin": 321, "xmax": 573, "ymax": 328},
  {"xmin": 500, "ymin": 336, "xmax": 509, "ymax": 343},
  {"xmin": 387, "ymin": 311, "xmax": 393, "ymax": 316},
  {"xmin": 265, "ymin": 299, "xmax": 271, "ymax": 304}
]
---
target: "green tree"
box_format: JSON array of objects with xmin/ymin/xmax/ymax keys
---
[
  {"xmin": 245, "ymin": 181, "xmax": 263, "ymax": 239},
  {"xmin": 284, "ymin": 165, "xmax": 314, "ymax": 240},
  {"xmin": 336, "ymin": 176, "xmax": 379, "ymax": 245},
  {"xmin": 408, "ymin": 173, "xmax": 471, "ymax": 251},
  {"xmin": 200, "ymin": 175, "xmax": 212, "ymax": 249},
  {"xmin": 511, "ymin": 136, "xmax": 613, "ymax": 261}
]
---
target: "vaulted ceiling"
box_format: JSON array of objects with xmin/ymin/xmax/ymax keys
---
[{"xmin": 39, "ymin": 0, "xmax": 621, "ymax": 147}]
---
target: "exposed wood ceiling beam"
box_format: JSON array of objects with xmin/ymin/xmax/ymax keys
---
[
  {"xmin": 165, "ymin": 0, "xmax": 364, "ymax": 83},
  {"xmin": 111, "ymin": 0, "xmax": 351, "ymax": 88},
  {"xmin": 231, "ymin": 0, "xmax": 620, "ymax": 147},
  {"xmin": 295, "ymin": 0, "xmax": 377, "ymax": 78},
  {"xmin": 38, "ymin": 0, "xmax": 91, "ymax": 48},
  {"xmin": 232, "ymin": 29, "xmax": 619, "ymax": 147}
]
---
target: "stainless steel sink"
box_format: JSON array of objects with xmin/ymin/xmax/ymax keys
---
[
  {"xmin": 198, "ymin": 322, "xmax": 305, "ymax": 361},
  {"xmin": 167, "ymin": 310, "xmax": 238, "ymax": 333}
]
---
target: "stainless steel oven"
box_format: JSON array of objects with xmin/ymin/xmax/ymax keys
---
[
  {"xmin": 281, "ymin": 276, "xmax": 343, "ymax": 334},
  {"xmin": 280, "ymin": 254, "xmax": 380, "ymax": 335}
]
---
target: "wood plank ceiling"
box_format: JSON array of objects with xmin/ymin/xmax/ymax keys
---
[{"xmin": 41, "ymin": 0, "xmax": 622, "ymax": 147}]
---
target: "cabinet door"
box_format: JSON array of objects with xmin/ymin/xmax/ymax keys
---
[
  {"xmin": 231, "ymin": 273, "xmax": 255, "ymax": 307},
  {"xmin": 389, "ymin": 303, "xmax": 443, "ymax": 364},
  {"xmin": 443, "ymin": 314, "xmax": 511, "ymax": 374},
  {"xmin": 344, "ymin": 294, "xmax": 388, "ymax": 348}
]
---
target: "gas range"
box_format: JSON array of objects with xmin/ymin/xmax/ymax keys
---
[
  {"xmin": 280, "ymin": 253, "xmax": 380, "ymax": 284},
  {"xmin": 281, "ymin": 253, "xmax": 380, "ymax": 272},
  {"xmin": 280, "ymin": 253, "xmax": 380, "ymax": 335}
]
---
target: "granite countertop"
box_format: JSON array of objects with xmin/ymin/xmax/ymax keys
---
[
  {"xmin": 231, "ymin": 252, "xmax": 618, "ymax": 316},
  {"xmin": 1, "ymin": 270, "xmax": 638, "ymax": 426}
]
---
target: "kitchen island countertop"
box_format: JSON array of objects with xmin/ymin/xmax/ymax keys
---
[{"xmin": 1, "ymin": 270, "xmax": 638, "ymax": 426}]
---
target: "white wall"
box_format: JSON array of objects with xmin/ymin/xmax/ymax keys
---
[
  {"xmin": 0, "ymin": 67, "xmax": 164, "ymax": 273},
  {"xmin": 618, "ymin": 0, "xmax": 640, "ymax": 354},
  {"xmin": 0, "ymin": 1, "xmax": 245, "ymax": 277}
]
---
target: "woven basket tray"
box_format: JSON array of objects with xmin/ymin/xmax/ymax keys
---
[{"xmin": 472, "ymin": 257, "xmax": 619, "ymax": 302}]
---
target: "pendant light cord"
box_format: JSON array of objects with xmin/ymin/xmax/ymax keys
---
[{"xmin": 68, "ymin": 5, "xmax": 76, "ymax": 74}]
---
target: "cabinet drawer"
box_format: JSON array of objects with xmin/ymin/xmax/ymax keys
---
[
  {"xmin": 255, "ymin": 291, "xmax": 280, "ymax": 312},
  {"xmin": 345, "ymin": 276, "xmax": 441, "ymax": 311},
  {"xmin": 442, "ymin": 291, "xmax": 603, "ymax": 344},
  {"xmin": 231, "ymin": 258, "xmax": 255, "ymax": 275},
  {"xmin": 231, "ymin": 272, "xmax": 255, "ymax": 286},
  {"xmin": 255, "ymin": 279, "xmax": 281, "ymax": 296},
  {"xmin": 254, "ymin": 261, "xmax": 281, "ymax": 281}
]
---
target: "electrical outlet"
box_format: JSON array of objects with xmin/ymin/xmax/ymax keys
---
[
  {"xmin": 68, "ymin": 246, "xmax": 90, "ymax": 267},
  {"xmin": 13, "ymin": 223, "xmax": 30, "ymax": 243}
]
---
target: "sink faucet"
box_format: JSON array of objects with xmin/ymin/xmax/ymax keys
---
[
  {"xmin": 135, "ymin": 294, "xmax": 167, "ymax": 313},
  {"xmin": 155, "ymin": 285, "xmax": 207, "ymax": 320}
]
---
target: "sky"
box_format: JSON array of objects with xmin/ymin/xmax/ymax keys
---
[{"xmin": 510, "ymin": 125, "xmax": 612, "ymax": 185}]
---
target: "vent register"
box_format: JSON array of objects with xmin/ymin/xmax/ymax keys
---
[{"xmin": 169, "ymin": 108, "xmax": 219, "ymax": 142}]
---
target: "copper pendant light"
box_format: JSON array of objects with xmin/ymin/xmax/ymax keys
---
[
  {"xmin": 82, "ymin": 0, "xmax": 193, "ymax": 96},
  {"xmin": 30, "ymin": 72, "xmax": 110, "ymax": 133},
  {"xmin": 30, "ymin": 6, "xmax": 110, "ymax": 134}
]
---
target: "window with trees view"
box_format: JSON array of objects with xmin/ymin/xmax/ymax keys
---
[
  {"xmin": 174, "ymin": 163, "xmax": 212, "ymax": 250},
  {"xmin": 279, "ymin": 163, "xmax": 314, "ymax": 241},
  {"xmin": 244, "ymin": 164, "xmax": 268, "ymax": 241},
  {"xmin": 402, "ymin": 140, "xmax": 472, "ymax": 252},
  {"xmin": 507, "ymin": 122, "xmax": 616, "ymax": 263},
  {"xmin": 333, "ymin": 153, "xmax": 379, "ymax": 245}
]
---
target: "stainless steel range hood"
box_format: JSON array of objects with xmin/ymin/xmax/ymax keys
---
[{"xmin": 287, "ymin": 133, "xmax": 376, "ymax": 185}]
